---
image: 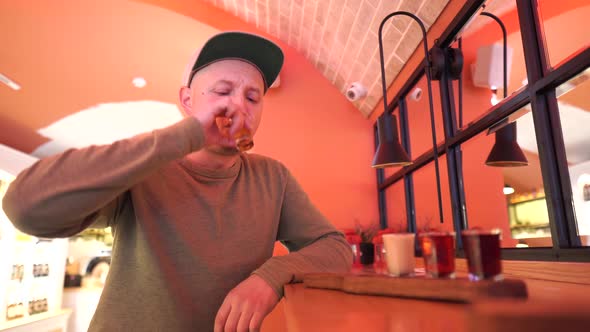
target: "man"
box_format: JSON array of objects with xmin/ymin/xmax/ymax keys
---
[{"xmin": 2, "ymin": 32, "xmax": 352, "ymax": 331}]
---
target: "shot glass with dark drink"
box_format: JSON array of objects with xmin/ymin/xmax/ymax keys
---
[{"xmin": 461, "ymin": 229, "xmax": 503, "ymax": 281}]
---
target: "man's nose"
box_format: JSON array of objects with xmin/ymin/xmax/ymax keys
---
[{"xmin": 228, "ymin": 94, "xmax": 247, "ymax": 111}]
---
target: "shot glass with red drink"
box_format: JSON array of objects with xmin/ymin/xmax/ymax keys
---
[{"xmin": 419, "ymin": 231, "xmax": 456, "ymax": 278}]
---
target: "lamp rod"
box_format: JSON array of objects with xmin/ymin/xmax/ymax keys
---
[
  {"xmin": 458, "ymin": 37, "xmax": 463, "ymax": 128},
  {"xmin": 481, "ymin": 12, "xmax": 508, "ymax": 99}
]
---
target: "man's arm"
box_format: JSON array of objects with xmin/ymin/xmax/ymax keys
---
[
  {"xmin": 2, "ymin": 117, "xmax": 204, "ymax": 238},
  {"xmin": 215, "ymin": 168, "xmax": 352, "ymax": 332},
  {"xmin": 252, "ymin": 169, "xmax": 353, "ymax": 297}
]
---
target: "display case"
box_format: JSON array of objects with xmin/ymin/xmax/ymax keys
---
[
  {"xmin": 508, "ymin": 196, "xmax": 551, "ymax": 240},
  {"xmin": 0, "ymin": 144, "xmax": 70, "ymax": 331}
]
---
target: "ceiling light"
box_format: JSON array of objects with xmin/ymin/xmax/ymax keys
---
[
  {"xmin": 132, "ymin": 77, "xmax": 147, "ymax": 88},
  {"xmin": 0, "ymin": 73, "xmax": 21, "ymax": 91},
  {"xmin": 478, "ymin": 11, "xmax": 527, "ymax": 167},
  {"xmin": 490, "ymin": 90, "xmax": 500, "ymax": 106},
  {"xmin": 485, "ymin": 123, "xmax": 528, "ymax": 167},
  {"xmin": 372, "ymin": 113, "xmax": 412, "ymax": 168},
  {"xmin": 376, "ymin": 11, "xmax": 445, "ymax": 224},
  {"xmin": 503, "ymin": 184, "xmax": 515, "ymax": 195}
]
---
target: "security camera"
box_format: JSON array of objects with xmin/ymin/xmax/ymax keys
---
[
  {"xmin": 410, "ymin": 87, "xmax": 422, "ymax": 101},
  {"xmin": 346, "ymin": 82, "xmax": 368, "ymax": 102}
]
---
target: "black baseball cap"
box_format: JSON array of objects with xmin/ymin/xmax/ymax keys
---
[{"xmin": 183, "ymin": 31, "xmax": 284, "ymax": 93}]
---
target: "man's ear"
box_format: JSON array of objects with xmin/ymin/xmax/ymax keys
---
[{"xmin": 178, "ymin": 86, "xmax": 192, "ymax": 116}]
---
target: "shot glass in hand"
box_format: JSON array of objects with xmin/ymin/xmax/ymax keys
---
[
  {"xmin": 215, "ymin": 114, "xmax": 253, "ymax": 152},
  {"xmin": 233, "ymin": 127, "xmax": 253, "ymax": 151}
]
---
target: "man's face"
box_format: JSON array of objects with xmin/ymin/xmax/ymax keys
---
[{"xmin": 185, "ymin": 59, "xmax": 265, "ymax": 154}]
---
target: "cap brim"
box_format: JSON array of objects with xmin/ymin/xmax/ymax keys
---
[{"xmin": 191, "ymin": 32, "xmax": 284, "ymax": 92}]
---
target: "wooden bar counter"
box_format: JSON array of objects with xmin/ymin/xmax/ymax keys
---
[{"xmin": 261, "ymin": 260, "xmax": 590, "ymax": 332}]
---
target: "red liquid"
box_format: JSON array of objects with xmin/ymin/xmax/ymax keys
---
[
  {"xmin": 420, "ymin": 233, "xmax": 455, "ymax": 278},
  {"xmin": 462, "ymin": 233, "xmax": 502, "ymax": 280}
]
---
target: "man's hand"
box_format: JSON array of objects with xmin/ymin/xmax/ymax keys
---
[
  {"xmin": 190, "ymin": 96, "xmax": 255, "ymax": 150},
  {"xmin": 214, "ymin": 274, "xmax": 279, "ymax": 332},
  {"xmin": 193, "ymin": 101, "xmax": 242, "ymax": 148}
]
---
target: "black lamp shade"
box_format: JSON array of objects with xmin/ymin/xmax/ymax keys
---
[
  {"xmin": 485, "ymin": 122, "xmax": 528, "ymax": 167},
  {"xmin": 372, "ymin": 113, "xmax": 412, "ymax": 168}
]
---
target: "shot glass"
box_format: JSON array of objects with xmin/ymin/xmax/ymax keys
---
[
  {"xmin": 419, "ymin": 232, "xmax": 456, "ymax": 278},
  {"xmin": 234, "ymin": 128, "xmax": 254, "ymax": 151},
  {"xmin": 345, "ymin": 234, "xmax": 362, "ymax": 267},
  {"xmin": 461, "ymin": 229, "xmax": 503, "ymax": 281},
  {"xmin": 372, "ymin": 238, "xmax": 386, "ymax": 272},
  {"xmin": 215, "ymin": 116, "xmax": 254, "ymax": 152},
  {"xmin": 382, "ymin": 233, "xmax": 416, "ymax": 277}
]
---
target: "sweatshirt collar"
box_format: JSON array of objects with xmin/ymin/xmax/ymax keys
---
[{"xmin": 178, "ymin": 155, "xmax": 242, "ymax": 179}]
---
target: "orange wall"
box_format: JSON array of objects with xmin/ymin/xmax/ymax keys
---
[{"xmin": 137, "ymin": 0, "xmax": 379, "ymax": 231}]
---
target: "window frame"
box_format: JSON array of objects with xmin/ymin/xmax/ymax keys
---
[{"xmin": 375, "ymin": 0, "xmax": 590, "ymax": 262}]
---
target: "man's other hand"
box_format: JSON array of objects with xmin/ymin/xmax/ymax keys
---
[{"xmin": 214, "ymin": 274, "xmax": 279, "ymax": 332}]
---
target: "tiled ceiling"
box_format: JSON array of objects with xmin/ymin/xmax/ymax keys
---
[
  {"xmin": 202, "ymin": 0, "xmax": 450, "ymax": 117},
  {"xmin": 462, "ymin": 0, "xmax": 516, "ymax": 36}
]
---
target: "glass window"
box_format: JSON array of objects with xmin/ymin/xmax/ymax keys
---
[
  {"xmin": 457, "ymin": 0, "xmax": 528, "ymax": 128},
  {"xmin": 385, "ymin": 180, "xmax": 407, "ymax": 232},
  {"xmin": 460, "ymin": 104, "xmax": 552, "ymax": 248},
  {"xmin": 555, "ymin": 67, "xmax": 590, "ymax": 246},
  {"xmin": 539, "ymin": 0, "xmax": 590, "ymax": 68},
  {"xmin": 413, "ymin": 155, "xmax": 454, "ymax": 233}
]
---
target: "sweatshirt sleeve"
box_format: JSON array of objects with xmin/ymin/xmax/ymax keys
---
[
  {"xmin": 252, "ymin": 169, "xmax": 353, "ymax": 297},
  {"xmin": 2, "ymin": 116, "xmax": 205, "ymax": 238}
]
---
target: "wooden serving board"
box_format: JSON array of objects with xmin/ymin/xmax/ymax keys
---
[{"xmin": 303, "ymin": 272, "xmax": 528, "ymax": 303}]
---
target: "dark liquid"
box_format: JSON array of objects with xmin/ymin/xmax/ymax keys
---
[
  {"xmin": 421, "ymin": 234, "xmax": 455, "ymax": 278},
  {"xmin": 359, "ymin": 242, "xmax": 375, "ymax": 265},
  {"xmin": 462, "ymin": 233, "xmax": 502, "ymax": 279}
]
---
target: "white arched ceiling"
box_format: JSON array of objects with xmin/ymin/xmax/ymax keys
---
[
  {"xmin": 202, "ymin": 0, "xmax": 450, "ymax": 117},
  {"xmin": 32, "ymin": 101, "xmax": 183, "ymax": 158}
]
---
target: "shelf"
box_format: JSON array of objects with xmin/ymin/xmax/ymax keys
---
[{"xmin": 0, "ymin": 309, "xmax": 71, "ymax": 331}]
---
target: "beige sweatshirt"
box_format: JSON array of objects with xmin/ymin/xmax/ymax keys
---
[{"xmin": 2, "ymin": 116, "xmax": 352, "ymax": 331}]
